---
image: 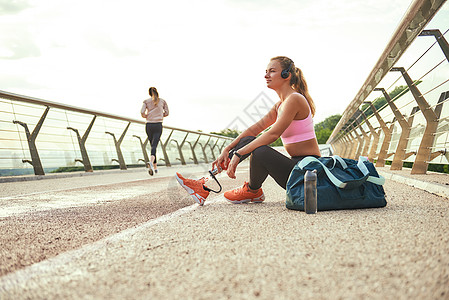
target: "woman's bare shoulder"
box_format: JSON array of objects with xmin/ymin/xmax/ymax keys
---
[{"xmin": 285, "ymin": 93, "xmax": 307, "ymax": 107}]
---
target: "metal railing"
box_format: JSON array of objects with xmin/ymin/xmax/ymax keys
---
[
  {"xmin": 0, "ymin": 90, "xmax": 232, "ymax": 176},
  {"xmin": 327, "ymin": 0, "xmax": 449, "ymax": 174}
]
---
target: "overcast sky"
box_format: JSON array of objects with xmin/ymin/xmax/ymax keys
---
[{"xmin": 1, "ymin": 0, "xmax": 447, "ymax": 132}]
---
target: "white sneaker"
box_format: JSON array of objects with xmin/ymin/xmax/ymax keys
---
[{"xmin": 147, "ymin": 162, "xmax": 154, "ymax": 176}]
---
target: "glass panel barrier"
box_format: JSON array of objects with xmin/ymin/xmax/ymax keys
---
[
  {"xmin": 0, "ymin": 92, "xmax": 232, "ymax": 176},
  {"xmin": 327, "ymin": 0, "xmax": 449, "ymax": 174}
]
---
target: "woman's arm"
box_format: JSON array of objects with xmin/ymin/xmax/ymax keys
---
[
  {"xmin": 212, "ymin": 103, "xmax": 279, "ymax": 171},
  {"xmin": 140, "ymin": 102, "xmax": 147, "ymax": 118},
  {"xmin": 226, "ymin": 94, "xmax": 306, "ymax": 178},
  {"xmin": 163, "ymin": 99, "xmax": 169, "ymax": 117}
]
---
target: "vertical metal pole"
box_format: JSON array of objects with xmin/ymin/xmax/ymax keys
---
[
  {"xmin": 105, "ymin": 122, "xmax": 130, "ymax": 170},
  {"xmin": 209, "ymin": 139, "xmax": 220, "ymax": 161},
  {"xmin": 355, "ymin": 115, "xmax": 371, "ymax": 157},
  {"xmin": 186, "ymin": 135, "xmax": 201, "ymax": 164},
  {"xmin": 390, "ymin": 67, "xmax": 439, "ymax": 174},
  {"xmin": 341, "ymin": 132, "xmax": 352, "ymax": 159},
  {"xmin": 360, "ymin": 109, "xmax": 379, "ymax": 162},
  {"xmin": 365, "ymin": 102, "xmax": 392, "ymax": 167},
  {"xmin": 354, "ymin": 127, "xmax": 364, "ymax": 159},
  {"xmin": 68, "ymin": 115, "xmax": 96, "ymax": 172},
  {"xmin": 171, "ymin": 132, "xmax": 189, "ymax": 165},
  {"xmin": 200, "ymin": 136, "xmax": 212, "ymax": 163},
  {"xmin": 337, "ymin": 138, "xmax": 345, "ymax": 157},
  {"xmin": 159, "ymin": 129, "xmax": 173, "ymax": 167},
  {"xmin": 218, "ymin": 140, "xmax": 228, "ymax": 153},
  {"xmin": 133, "ymin": 135, "xmax": 150, "ymax": 165},
  {"xmin": 338, "ymin": 133, "xmax": 347, "ymax": 158},
  {"xmin": 374, "ymin": 87, "xmax": 413, "ymax": 170},
  {"xmin": 348, "ymin": 129, "xmax": 360, "ymax": 160},
  {"xmin": 12, "ymin": 106, "xmax": 50, "ymax": 175}
]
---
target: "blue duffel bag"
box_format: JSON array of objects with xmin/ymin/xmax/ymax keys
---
[{"xmin": 286, "ymin": 156, "xmax": 387, "ymax": 211}]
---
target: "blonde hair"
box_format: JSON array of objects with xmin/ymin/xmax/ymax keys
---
[
  {"xmin": 271, "ymin": 56, "xmax": 316, "ymax": 116},
  {"xmin": 148, "ymin": 87, "xmax": 160, "ymax": 105}
]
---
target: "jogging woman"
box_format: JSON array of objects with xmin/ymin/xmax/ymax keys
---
[
  {"xmin": 176, "ymin": 56, "xmax": 320, "ymax": 204},
  {"xmin": 141, "ymin": 87, "xmax": 169, "ymax": 175}
]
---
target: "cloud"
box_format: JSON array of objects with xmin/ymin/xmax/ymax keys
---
[
  {"xmin": 0, "ymin": 26, "xmax": 40, "ymax": 59},
  {"xmin": 84, "ymin": 31, "xmax": 140, "ymax": 57},
  {"xmin": 0, "ymin": 0, "xmax": 31, "ymax": 15},
  {"xmin": 0, "ymin": 74, "xmax": 42, "ymax": 89}
]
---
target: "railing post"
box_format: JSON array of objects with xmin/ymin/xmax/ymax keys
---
[
  {"xmin": 133, "ymin": 135, "xmax": 150, "ymax": 165},
  {"xmin": 171, "ymin": 132, "xmax": 190, "ymax": 165},
  {"xmin": 12, "ymin": 106, "xmax": 49, "ymax": 175},
  {"xmin": 67, "ymin": 115, "xmax": 96, "ymax": 172},
  {"xmin": 343, "ymin": 129, "xmax": 354, "ymax": 158},
  {"xmin": 365, "ymin": 101, "xmax": 393, "ymax": 167},
  {"xmin": 199, "ymin": 137, "xmax": 212, "ymax": 163},
  {"xmin": 355, "ymin": 115, "xmax": 370, "ymax": 157},
  {"xmin": 338, "ymin": 138, "xmax": 346, "ymax": 157},
  {"xmin": 105, "ymin": 122, "xmax": 130, "ymax": 170},
  {"xmin": 159, "ymin": 129, "xmax": 173, "ymax": 167},
  {"xmin": 359, "ymin": 109, "xmax": 379, "ymax": 162},
  {"xmin": 427, "ymin": 91, "xmax": 449, "ymax": 162},
  {"xmin": 390, "ymin": 67, "xmax": 439, "ymax": 174},
  {"xmin": 209, "ymin": 139, "xmax": 220, "ymax": 161},
  {"xmin": 374, "ymin": 87, "xmax": 414, "ymax": 170},
  {"xmin": 347, "ymin": 129, "xmax": 359, "ymax": 159},
  {"xmin": 419, "ymin": 29, "xmax": 449, "ymax": 62},
  {"xmin": 354, "ymin": 127, "xmax": 364, "ymax": 159},
  {"xmin": 186, "ymin": 135, "xmax": 201, "ymax": 164},
  {"xmin": 218, "ymin": 140, "xmax": 227, "ymax": 153},
  {"xmin": 344, "ymin": 133, "xmax": 354, "ymax": 158},
  {"xmin": 337, "ymin": 135, "xmax": 348, "ymax": 157}
]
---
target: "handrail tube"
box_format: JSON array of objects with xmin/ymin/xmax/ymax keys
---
[
  {"xmin": 327, "ymin": 0, "xmax": 447, "ymax": 143},
  {"xmin": 0, "ymin": 90, "xmax": 232, "ymax": 141}
]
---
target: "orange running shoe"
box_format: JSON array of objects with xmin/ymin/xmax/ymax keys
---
[
  {"xmin": 224, "ymin": 182, "xmax": 265, "ymax": 204},
  {"xmin": 175, "ymin": 172, "xmax": 210, "ymax": 206}
]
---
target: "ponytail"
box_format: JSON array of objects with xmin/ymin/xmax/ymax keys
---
[
  {"xmin": 148, "ymin": 87, "xmax": 160, "ymax": 105},
  {"xmin": 291, "ymin": 67, "xmax": 315, "ymax": 117},
  {"xmin": 270, "ymin": 56, "xmax": 316, "ymax": 117}
]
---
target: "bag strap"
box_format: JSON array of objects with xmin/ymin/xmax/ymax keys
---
[
  {"xmin": 357, "ymin": 156, "xmax": 385, "ymax": 185},
  {"xmin": 331, "ymin": 155, "xmax": 347, "ymax": 169},
  {"xmin": 298, "ymin": 156, "xmax": 385, "ymax": 188},
  {"xmin": 298, "ymin": 156, "xmax": 352, "ymax": 189},
  {"xmin": 330, "ymin": 155, "xmax": 385, "ymax": 185}
]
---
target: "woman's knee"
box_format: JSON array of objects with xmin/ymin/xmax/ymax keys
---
[{"xmin": 251, "ymin": 145, "xmax": 272, "ymax": 160}]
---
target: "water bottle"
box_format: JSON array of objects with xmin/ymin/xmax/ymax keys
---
[
  {"xmin": 304, "ymin": 170, "xmax": 317, "ymax": 214},
  {"xmin": 211, "ymin": 161, "xmax": 228, "ymax": 176}
]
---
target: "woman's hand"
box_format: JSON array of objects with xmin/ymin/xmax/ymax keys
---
[
  {"xmin": 226, "ymin": 154, "xmax": 240, "ymax": 179},
  {"xmin": 211, "ymin": 149, "xmax": 230, "ymax": 173}
]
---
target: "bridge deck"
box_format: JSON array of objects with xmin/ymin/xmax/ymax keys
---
[{"xmin": 0, "ymin": 164, "xmax": 448, "ymax": 299}]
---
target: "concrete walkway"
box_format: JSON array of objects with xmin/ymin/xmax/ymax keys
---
[{"xmin": 0, "ymin": 164, "xmax": 448, "ymax": 299}]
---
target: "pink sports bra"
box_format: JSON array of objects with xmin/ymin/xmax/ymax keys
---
[{"xmin": 277, "ymin": 97, "xmax": 316, "ymax": 144}]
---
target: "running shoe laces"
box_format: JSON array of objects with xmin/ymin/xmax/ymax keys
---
[{"xmin": 224, "ymin": 182, "xmax": 265, "ymax": 204}]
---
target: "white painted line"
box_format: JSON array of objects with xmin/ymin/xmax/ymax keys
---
[
  {"xmin": 0, "ymin": 202, "xmax": 200, "ymax": 288},
  {"xmin": 378, "ymin": 170, "xmax": 449, "ymax": 199}
]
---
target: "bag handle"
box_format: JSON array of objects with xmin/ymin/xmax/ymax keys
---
[
  {"xmin": 298, "ymin": 156, "xmax": 385, "ymax": 189},
  {"xmin": 331, "ymin": 155, "xmax": 384, "ymax": 185},
  {"xmin": 298, "ymin": 156, "xmax": 357, "ymax": 189},
  {"xmin": 357, "ymin": 156, "xmax": 385, "ymax": 185}
]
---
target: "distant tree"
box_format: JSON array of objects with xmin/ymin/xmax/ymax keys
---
[
  {"xmin": 211, "ymin": 128, "xmax": 241, "ymax": 138},
  {"xmin": 314, "ymin": 114, "xmax": 341, "ymax": 144}
]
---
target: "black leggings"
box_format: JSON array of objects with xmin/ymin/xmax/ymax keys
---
[
  {"xmin": 229, "ymin": 136, "xmax": 318, "ymax": 190},
  {"xmin": 145, "ymin": 122, "xmax": 163, "ymax": 161}
]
